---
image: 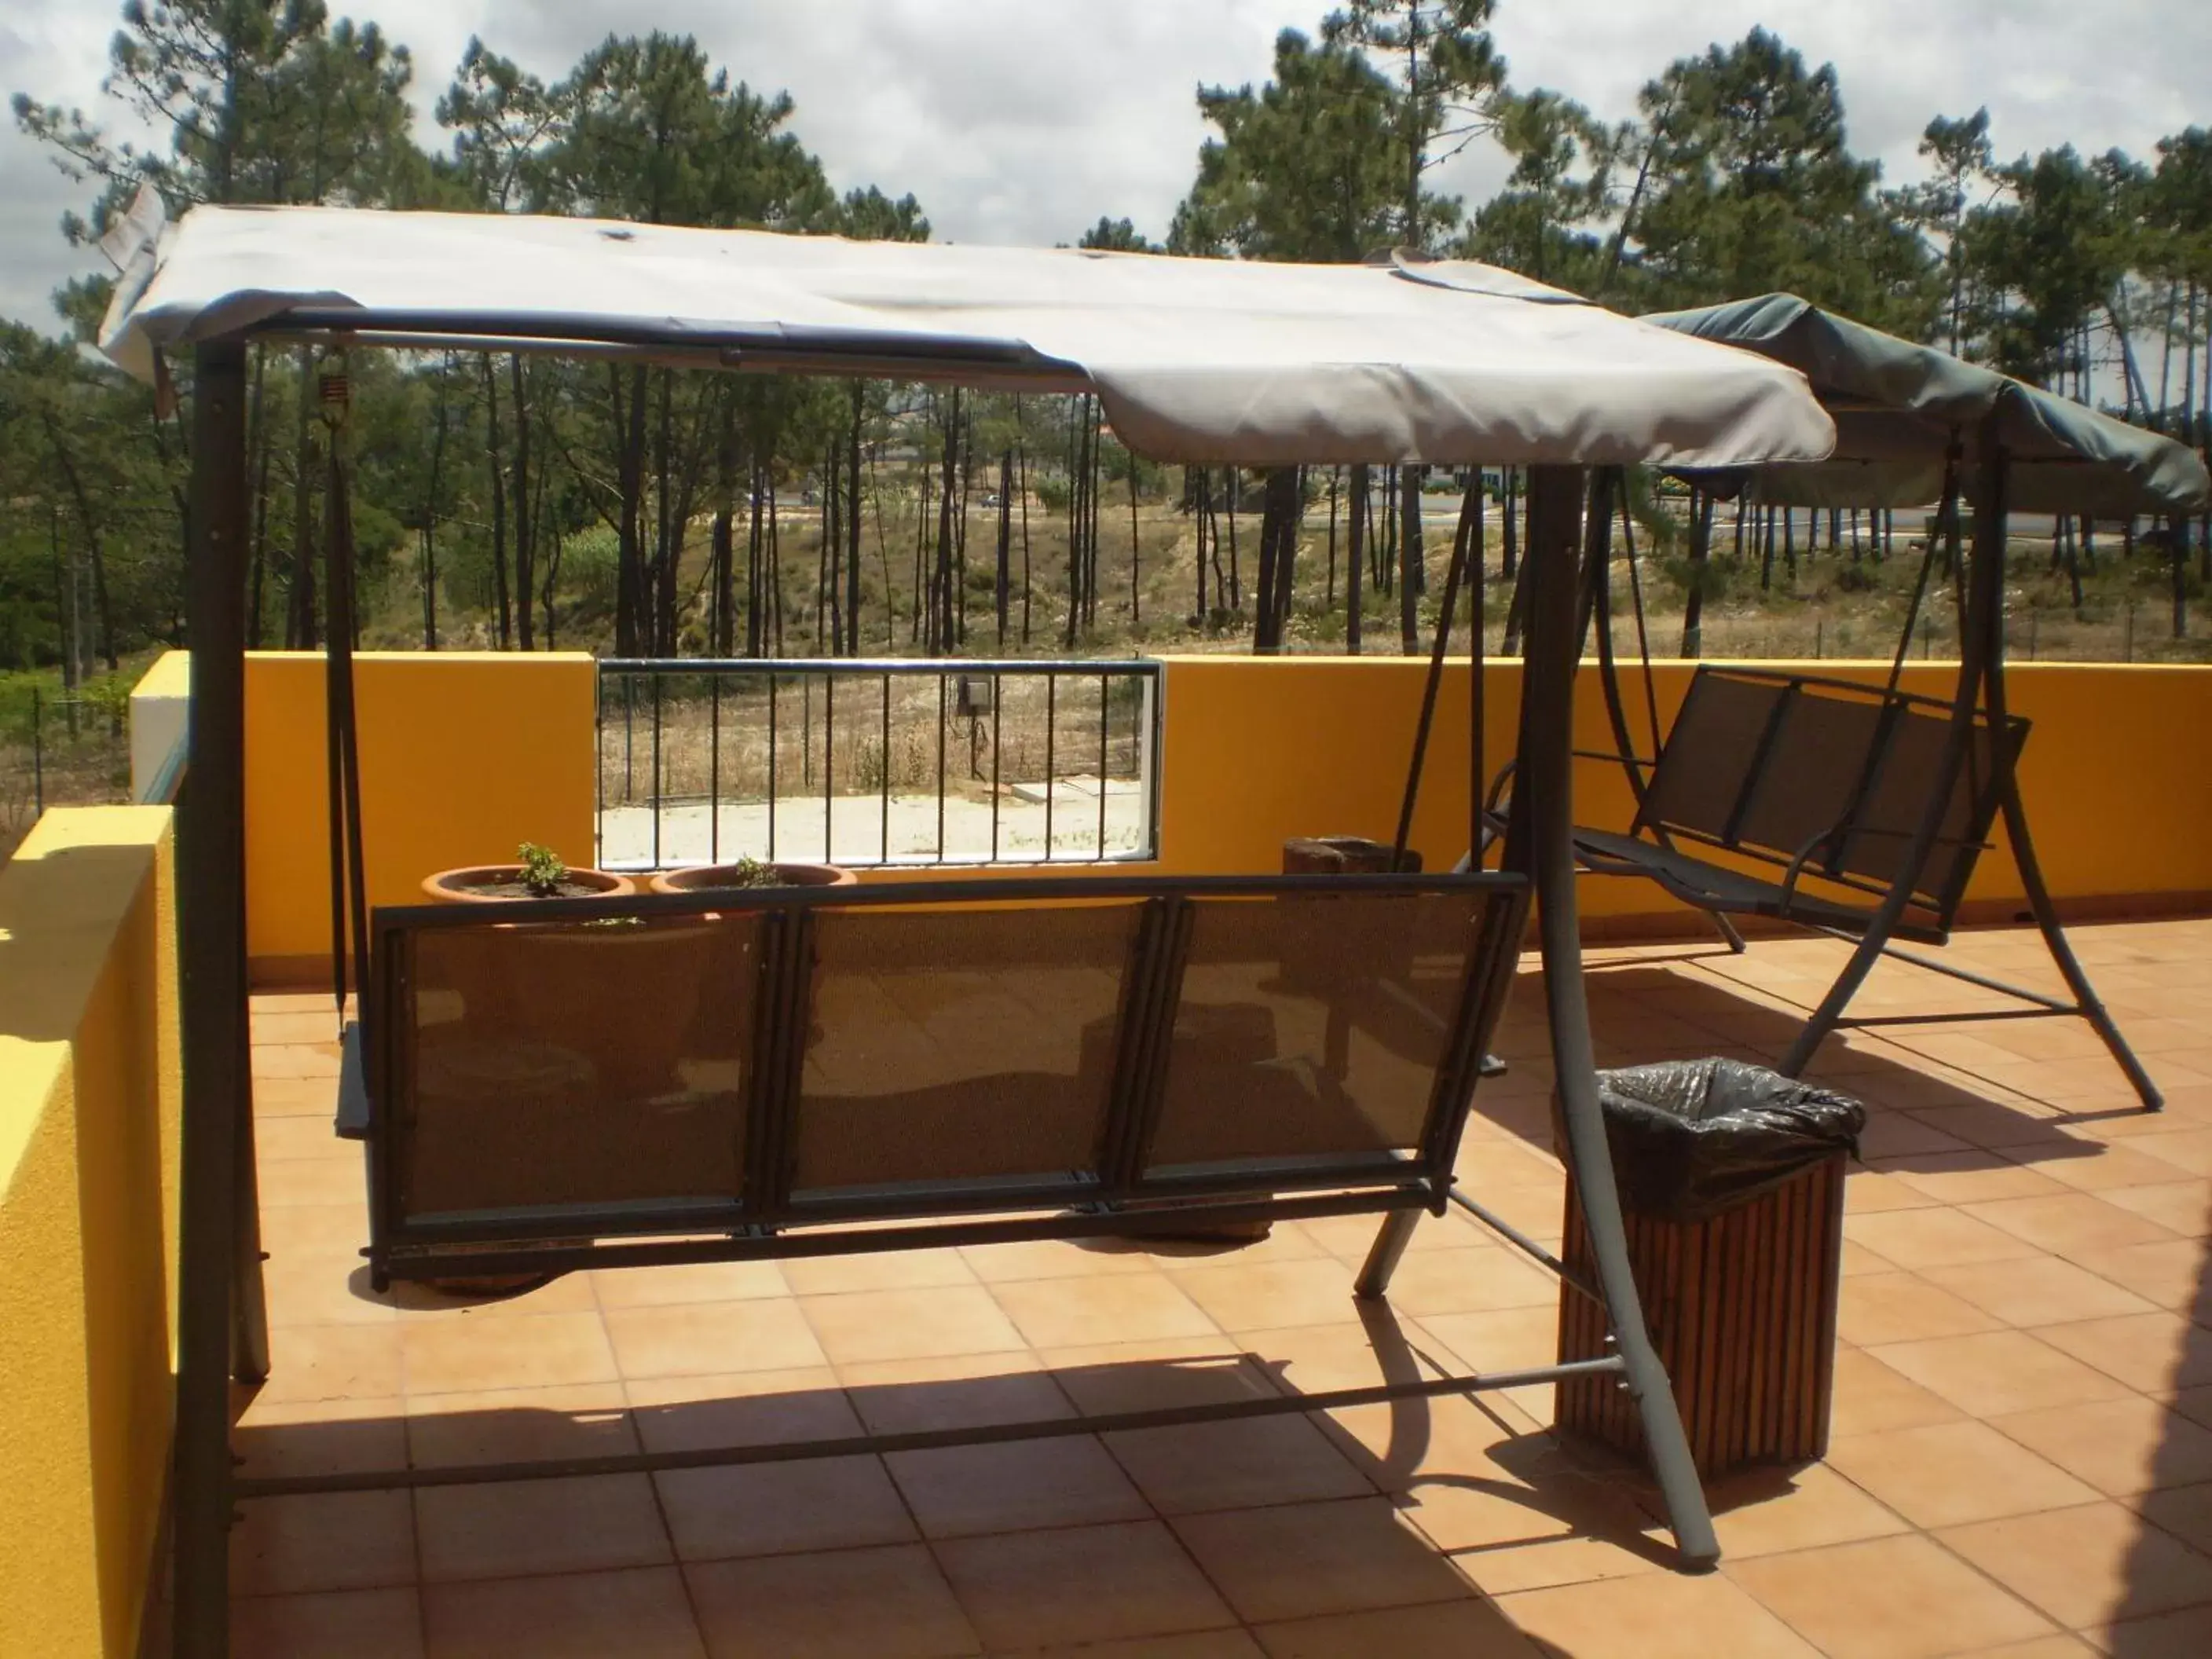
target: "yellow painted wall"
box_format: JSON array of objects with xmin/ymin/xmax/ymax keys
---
[
  {"xmin": 1150, "ymin": 656, "xmax": 2212, "ymax": 919},
  {"xmin": 0, "ymin": 808, "xmax": 181, "ymax": 1659},
  {"xmin": 243, "ymin": 651, "xmax": 597, "ymax": 970}
]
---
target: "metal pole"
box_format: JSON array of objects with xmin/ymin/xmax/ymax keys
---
[
  {"xmin": 1514, "ymin": 463, "xmax": 1718, "ymax": 1569},
  {"xmin": 175, "ymin": 335, "xmax": 251, "ymax": 1657}
]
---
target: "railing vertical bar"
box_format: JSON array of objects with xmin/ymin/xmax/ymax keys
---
[
  {"xmin": 880, "ymin": 672, "xmax": 892, "ymax": 866},
  {"xmin": 709, "ymin": 672, "xmax": 722, "ymax": 866},
  {"xmin": 650, "ymin": 673, "xmax": 664, "ymax": 871},
  {"xmin": 823, "ymin": 676, "xmax": 835, "ymax": 865},
  {"xmin": 767, "ymin": 674, "xmax": 779, "ymax": 862},
  {"xmin": 990, "ymin": 672, "xmax": 1003, "ymax": 863},
  {"xmin": 936, "ymin": 673, "xmax": 948, "ymax": 860},
  {"xmin": 1097, "ymin": 673, "xmax": 1110, "ymax": 859},
  {"xmin": 1045, "ymin": 672, "xmax": 1057, "ymax": 863}
]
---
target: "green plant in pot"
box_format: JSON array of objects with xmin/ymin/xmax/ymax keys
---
[
  {"xmin": 648, "ymin": 851, "xmax": 856, "ymax": 895},
  {"xmin": 422, "ymin": 841, "xmax": 636, "ymax": 904}
]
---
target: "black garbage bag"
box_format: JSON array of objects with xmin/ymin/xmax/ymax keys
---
[{"xmin": 1590, "ymin": 1057, "xmax": 1865, "ymax": 1224}]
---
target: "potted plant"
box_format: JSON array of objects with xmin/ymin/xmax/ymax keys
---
[
  {"xmin": 649, "ymin": 853, "xmax": 855, "ymax": 895},
  {"xmin": 423, "ymin": 841, "xmax": 635, "ymax": 903}
]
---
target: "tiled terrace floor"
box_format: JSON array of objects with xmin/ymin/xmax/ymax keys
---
[{"xmin": 229, "ymin": 919, "xmax": 2212, "ymax": 1657}]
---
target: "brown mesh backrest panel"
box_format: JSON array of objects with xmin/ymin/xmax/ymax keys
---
[
  {"xmin": 1638, "ymin": 674, "xmax": 1785, "ymax": 841},
  {"xmin": 789, "ymin": 902, "xmax": 1143, "ymax": 1196},
  {"xmin": 1837, "ymin": 707, "xmax": 1999, "ymax": 910},
  {"xmin": 399, "ymin": 915, "xmax": 757, "ymax": 1218},
  {"xmin": 1733, "ymin": 688, "xmax": 1890, "ymax": 863},
  {"xmin": 1143, "ymin": 893, "xmax": 1476, "ymax": 1174}
]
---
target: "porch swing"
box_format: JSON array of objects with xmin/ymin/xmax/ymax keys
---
[{"xmin": 1449, "ymin": 297, "xmax": 2210, "ymax": 1111}]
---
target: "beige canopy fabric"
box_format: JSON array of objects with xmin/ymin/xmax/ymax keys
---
[{"xmin": 99, "ymin": 203, "xmax": 1835, "ymax": 469}]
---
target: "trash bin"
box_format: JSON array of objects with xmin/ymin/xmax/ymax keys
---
[{"xmin": 1555, "ymin": 1058, "xmax": 1865, "ymax": 1478}]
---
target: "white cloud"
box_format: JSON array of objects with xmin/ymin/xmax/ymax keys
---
[{"xmin": 2, "ymin": 0, "xmax": 2207, "ymax": 332}]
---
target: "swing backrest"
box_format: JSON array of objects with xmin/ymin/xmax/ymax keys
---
[{"xmin": 1632, "ymin": 667, "xmax": 2027, "ymax": 928}]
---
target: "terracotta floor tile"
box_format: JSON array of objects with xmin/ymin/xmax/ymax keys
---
[
  {"xmin": 799, "ymin": 1285, "xmax": 1027, "ymax": 1365},
  {"xmin": 1172, "ymin": 1496, "xmax": 1474, "ymax": 1624},
  {"xmin": 1169, "ymin": 1256, "xmax": 1366, "ymax": 1333},
  {"xmin": 1842, "ymin": 1207, "xmax": 2046, "ymax": 1269},
  {"xmin": 1302, "ymin": 1210, "xmax": 1489, "ymax": 1262},
  {"xmin": 989, "ymin": 1272, "xmax": 1219, "ymax": 1350},
  {"xmin": 1940, "ymin": 1500, "xmax": 2212, "ymax": 1630},
  {"xmin": 400, "ymin": 1310, "xmax": 617, "ymax": 1397},
  {"xmin": 2138, "ymin": 1481, "xmax": 2212, "ymax": 1555},
  {"xmin": 1040, "ymin": 1336, "xmax": 1279, "ymax": 1416},
  {"xmin": 254, "ymin": 1008, "xmax": 347, "ymax": 1045},
  {"xmin": 1825, "ymin": 1419, "xmax": 2100, "ymax": 1526},
  {"xmin": 1844, "ymin": 1168, "xmax": 1947, "ymax": 1214},
  {"xmin": 934, "ymin": 1520, "xmax": 1236, "ymax": 1650},
  {"xmin": 1031, "ymin": 1636, "xmax": 1263, "ymax": 1659},
  {"xmin": 604, "ymin": 1298, "xmax": 826, "ymax": 1379},
  {"xmin": 1951, "ymin": 1639, "xmax": 2098, "ymax": 1658},
  {"xmin": 390, "ymin": 1268, "xmax": 602, "ymax": 1322},
  {"xmin": 1990, "ymin": 1397, "xmax": 2212, "ymax": 1496},
  {"xmin": 685, "ymin": 1545, "xmax": 981, "ymax": 1659},
  {"xmin": 1826, "ymin": 1346, "xmax": 1968, "ymax": 1436},
  {"xmin": 1839, "ymin": 1273, "xmax": 2009, "ymax": 1346},
  {"xmin": 2067, "ymin": 1241, "xmax": 2212, "ymax": 1314},
  {"xmin": 254, "ymin": 1041, "xmax": 342, "ymax": 1079},
  {"xmin": 839, "ymin": 1351, "xmax": 1075, "ymax": 1435},
  {"xmin": 231, "ymin": 1587, "xmax": 424, "ymax": 1659},
  {"xmin": 2177, "ymin": 1386, "xmax": 2212, "ymax": 1428},
  {"xmin": 624, "ymin": 1367, "xmax": 858, "ymax": 1452},
  {"xmin": 404, "ymin": 1381, "xmax": 637, "ymax": 1468},
  {"xmin": 1867, "ymin": 1329, "xmax": 2137, "ymax": 1415},
  {"xmin": 2029, "ymin": 1141, "xmax": 2212, "ymax": 1194},
  {"xmin": 414, "ymin": 1473, "xmax": 671, "ymax": 1582},
  {"xmin": 233, "ymin": 1393, "xmax": 407, "ymax": 1482},
  {"xmin": 255, "ymin": 1112, "xmax": 353, "ymax": 1163},
  {"xmin": 1148, "ymin": 1219, "xmax": 1332, "ymax": 1273},
  {"xmin": 262, "ymin": 1250, "xmax": 397, "ymax": 1328},
  {"xmin": 586, "ymin": 1260, "xmax": 790, "ymax": 1307},
  {"xmin": 958, "ymin": 1237, "xmax": 1165, "ymax": 1282},
  {"xmin": 654, "ymin": 1455, "xmax": 915, "ymax": 1560},
  {"xmin": 257, "ymin": 1198, "xmax": 373, "ymax": 1257},
  {"xmin": 1922, "ymin": 1256, "xmax": 2161, "ymax": 1327},
  {"xmin": 1903, "ymin": 1102, "xmax": 2076, "ymax": 1150},
  {"xmin": 1884, "ymin": 1151, "xmax": 2071, "ymax": 1206},
  {"xmin": 1241, "ymin": 1313, "xmax": 1470, "ymax": 1404},
  {"xmin": 1105, "ymin": 1414, "xmax": 1372, "ymax": 1514},
  {"xmin": 1251, "ymin": 1599, "xmax": 1544, "ymax": 1658},
  {"xmin": 1672, "ymin": 1460, "xmax": 1909, "ymax": 1560},
  {"xmin": 259, "ymin": 1155, "xmax": 370, "ymax": 1209},
  {"xmin": 1859, "ymin": 1112, "xmax": 1977, "ymax": 1160},
  {"xmin": 1414, "ymin": 1305, "xmax": 1562, "ymax": 1374},
  {"xmin": 1404, "ymin": 1470, "xmax": 1669, "ymax": 1595},
  {"xmin": 779, "ymin": 1247, "xmax": 979, "ymax": 1296},
  {"xmin": 2137, "ymin": 1129, "xmax": 2212, "ymax": 1177},
  {"xmin": 253, "ymin": 1075, "xmax": 345, "ymax": 1118},
  {"xmin": 1367, "ymin": 1246, "xmax": 1562, "ymax": 1320},
  {"xmin": 2099, "ymin": 1180, "xmax": 2212, "ymax": 1238},
  {"xmin": 255, "ymin": 1324, "xmax": 404, "ymax": 1407},
  {"xmin": 231, "ymin": 1492, "xmax": 416, "ymax": 1596},
  {"xmin": 2036, "ymin": 1311, "xmax": 2212, "ymax": 1393},
  {"xmin": 421, "ymin": 1566, "xmax": 705, "ymax": 1659},
  {"xmin": 887, "ymin": 1434, "xmax": 1149, "ymax": 1537},
  {"xmin": 2087, "ymin": 1604, "xmax": 2212, "ymax": 1659},
  {"xmin": 1964, "ymin": 1192, "xmax": 2184, "ymax": 1258},
  {"xmin": 1495, "ymin": 1568, "xmax": 1822, "ymax": 1659},
  {"xmin": 1730, "ymin": 1532, "xmax": 2053, "ymax": 1659}
]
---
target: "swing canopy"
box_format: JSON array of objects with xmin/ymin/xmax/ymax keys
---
[
  {"xmin": 1645, "ymin": 294, "xmax": 2212, "ymax": 516},
  {"xmin": 98, "ymin": 203, "xmax": 1837, "ymax": 469}
]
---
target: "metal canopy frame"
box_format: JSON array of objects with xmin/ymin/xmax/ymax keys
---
[{"xmin": 168, "ymin": 313, "xmax": 1727, "ymax": 1657}]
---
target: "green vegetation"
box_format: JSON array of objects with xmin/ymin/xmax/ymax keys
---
[
  {"xmin": 515, "ymin": 841, "xmax": 568, "ymax": 898},
  {"xmin": 0, "ymin": 0, "xmax": 2203, "ymax": 716}
]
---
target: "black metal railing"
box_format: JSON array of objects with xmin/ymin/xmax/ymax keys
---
[{"xmin": 595, "ymin": 658, "xmax": 1163, "ymax": 871}]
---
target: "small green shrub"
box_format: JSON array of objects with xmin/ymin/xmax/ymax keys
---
[{"xmin": 516, "ymin": 841, "xmax": 568, "ymax": 896}]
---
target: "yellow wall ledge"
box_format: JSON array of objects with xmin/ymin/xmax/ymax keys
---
[{"xmin": 0, "ymin": 807, "xmax": 181, "ymax": 1659}]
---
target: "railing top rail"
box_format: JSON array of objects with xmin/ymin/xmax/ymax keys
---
[{"xmin": 598, "ymin": 657, "xmax": 1162, "ymax": 677}]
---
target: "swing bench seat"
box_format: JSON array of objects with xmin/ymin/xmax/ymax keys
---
[{"xmin": 1571, "ymin": 667, "xmax": 2027, "ymax": 948}]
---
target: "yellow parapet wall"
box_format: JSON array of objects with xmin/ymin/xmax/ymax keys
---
[
  {"xmin": 238, "ymin": 650, "xmax": 598, "ymax": 974},
  {"xmin": 0, "ymin": 808, "xmax": 181, "ymax": 1659},
  {"xmin": 1151, "ymin": 656, "xmax": 2212, "ymax": 917}
]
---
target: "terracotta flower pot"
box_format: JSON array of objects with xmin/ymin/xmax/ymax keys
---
[
  {"xmin": 421, "ymin": 864, "xmax": 636, "ymax": 903},
  {"xmin": 648, "ymin": 861, "xmax": 856, "ymax": 895}
]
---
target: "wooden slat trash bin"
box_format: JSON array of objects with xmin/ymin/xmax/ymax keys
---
[{"xmin": 1555, "ymin": 1060, "xmax": 1863, "ymax": 1478}]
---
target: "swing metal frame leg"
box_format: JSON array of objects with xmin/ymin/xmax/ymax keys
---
[{"xmin": 1520, "ymin": 465, "xmax": 1719, "ymax": 1569}]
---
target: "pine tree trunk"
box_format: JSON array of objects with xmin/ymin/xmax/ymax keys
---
[
  {"xmin": 1399, "ymin": 466, "xmax": 1423, "ymax": 653},
  {"xmin": 1500, "ymin": 467, "xmax": 1518, "ymax": 580},
  {"xmin": 1128, "ymin": 446, "xmax": 1141, "ymax": 624},
  {"xmin": 511, "ymin": 354, "xmax": 534, "ymax": 650},
  {"xmin": 421, "ymin": 357, "xmax": 447, "ymax": 651},
  {"xmin": 247, "ymin": 348, "xmax": 270, "ymax": 650},
  {"xmin": 615, "ymin": 364, "xmax": 646, "ymax": 657},
  {"xmin": 1017, "ymin": 438, "xmax": 1033, "ymax": 645},
  {"xmin": 1681, "ymin": 489, "xmax": 1713, "ymax": 658},
  {"xmin": 847, "ymin": 382, "xmax": 864, "ymax": 655},
  {"xmin": 1325, "ymin": 466, "xmax": 1339, "ymax": 606},
  {"xmin": 287, "ymin": 346, "xmax": 317, "ymax": 650},
  {"xmin": 1346, "ymin": 464, "xmax": 1367, "ymax": 656},
  {"xmin": 483, "ymin": 355, "xmax": 511, "ymax": 650}
]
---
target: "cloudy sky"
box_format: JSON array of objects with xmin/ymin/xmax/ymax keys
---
[{"xmin": 2, "ymin": 0, "xmax": 2205, "ymax": 331}]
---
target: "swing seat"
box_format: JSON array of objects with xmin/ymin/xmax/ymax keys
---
[{"xmin": 1572, "ymin": 667, "xmax": 2027, "ymax": 947}]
